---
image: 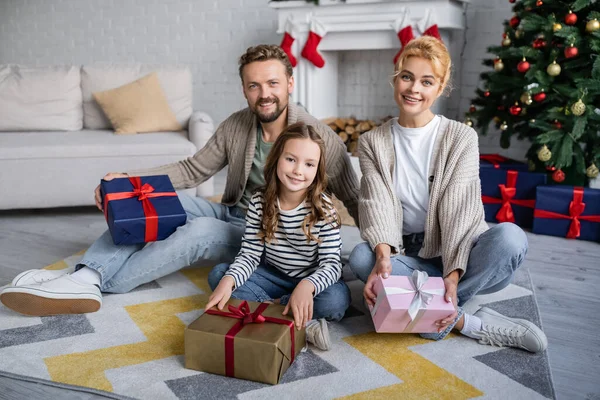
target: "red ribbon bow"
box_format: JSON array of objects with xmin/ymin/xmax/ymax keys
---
[
  {"xmin": 205, "ymin": 301, "xmax": 296, "ymax": 378},
  {"xmin": 481, "ymin": 170, "xmax": 535, "ymax": 223},
  {"xmin": 103, "ymin": 177, "xmax": 177, "ymax": 242},
  {"xmin": 534, "ymin": 187, "xmax": 600, "ymax": 239},
  {"xmin": 480, "ymin": 154, "xmax": 509, "ymax": 169}
]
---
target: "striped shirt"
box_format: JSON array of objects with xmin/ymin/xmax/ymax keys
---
[{"xmin": 225, "ymin": 191, "xmax": 342, "ymax": 296}]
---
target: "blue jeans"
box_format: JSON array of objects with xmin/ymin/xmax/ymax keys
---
[
  {"xmin": 79, "ymin": 194, "xmax": 247, "ymax": 293},
  {"xmin": 349, "ymin": 223, "xmax": 528, "ymax": 339},
  {"xmin": 208, "ymin": 262, "xmax": 351, "ymax": 321}
]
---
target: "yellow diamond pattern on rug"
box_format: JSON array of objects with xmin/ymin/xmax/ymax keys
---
[{"xmin": 341, "ymin": 332, "xmax": 483, "ymax": 399}]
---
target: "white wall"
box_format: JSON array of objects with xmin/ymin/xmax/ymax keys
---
[{"xmin": 0, "ymin": 0, "xmax": 528, "ymax": 159}]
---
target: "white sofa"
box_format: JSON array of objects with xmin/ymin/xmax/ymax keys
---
[{"xmin": 0, "ymin": 64, "xmax": 215, "ymax": 210}]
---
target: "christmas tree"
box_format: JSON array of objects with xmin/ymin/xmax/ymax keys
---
[{"xmin": 465, "ymin": 0, "xmax": 600, "ymax": 185}]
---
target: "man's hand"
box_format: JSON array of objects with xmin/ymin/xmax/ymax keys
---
[
  {"xmin": 363, "ymin": 255, "xmax": 392, "ymax": 307},
  {"xmin": 283, "ymin": 280, "xmax": 315, "ymax": 330},
  {"xmin": 205, "ymin": 276, "xmax": 235, "ymax": 311},
  {"xmin": 435, "ymin": 270, "xmax": 459, "ymax": 333},
  {"xmin": 94, "ymin": 172, "xmax": 129, "ymax": 211}
]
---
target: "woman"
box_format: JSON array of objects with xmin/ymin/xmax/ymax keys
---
[{"xmin": 350, "ymin": 36, "xmax": 547, "ymax": 353}]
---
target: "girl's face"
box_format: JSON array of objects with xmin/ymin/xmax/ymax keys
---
[
  {"xmin": 394, "ymin": 56, "xmax": 443, "ymax": 118},
  {"xmin": 276, "ymin": 138, "xmax": 321, "ymax": 197}
]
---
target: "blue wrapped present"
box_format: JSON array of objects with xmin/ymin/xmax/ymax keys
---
[
  {"xmin": 101, "ymin": 175, "xmax": 187, "ymax": 245},
  {"xmin": 480, "ymin": 169, "xmax": 547, "ymax": 228},
  {"xmin": 533, "ymin": 186, "xmax": 600, "ymax": 242},
  {"xmin": 479, "ymin": 154, "xmax": 529, "ymax": 171}
]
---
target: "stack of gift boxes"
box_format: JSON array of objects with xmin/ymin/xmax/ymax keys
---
[{"xmin": 479, "ymin": 154, "xmax": 600, "ymax": 242}]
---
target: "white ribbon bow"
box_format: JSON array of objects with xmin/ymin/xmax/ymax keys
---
[{"xmin": 371, "ymin": 270, "xmax": 445, "ymax": 320}]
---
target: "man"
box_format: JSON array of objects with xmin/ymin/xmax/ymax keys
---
[{"xmin": 1, "ymin": 45, "xmax": 360, "ymax": 320}]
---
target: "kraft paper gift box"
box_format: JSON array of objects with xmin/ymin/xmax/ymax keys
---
[
  {"xmin": 480, "ymin": 168, "xmax": 547, "ymax": 228},
  {"xmin": 100, "ymin": 175, "xmax": 187, "ymax": 245},
  {"xmin": 479, "ymin": 154, "xmax": 529, "ymax": 172},
  {"xmin": 370, "ymin": 270, "xmax": 455, "ymax": 333},
  {"xmin": 533, "ymin": 185, "xmax": 600, "ymax": 242},
  {"xmin": 185, "ymin": 299, "xmax": 306, "ymax": 385}
]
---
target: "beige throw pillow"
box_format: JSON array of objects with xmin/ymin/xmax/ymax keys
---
[{"xmin": 92, "ymin": 72, "xmax": 183, "ymax": 134}]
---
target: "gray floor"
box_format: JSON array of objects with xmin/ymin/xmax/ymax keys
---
[{"xmin": 0, "ymin": 175, "xmax": 599, "ymax": 399}]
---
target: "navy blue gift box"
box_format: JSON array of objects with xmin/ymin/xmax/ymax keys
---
[
  {"xmin": 533, "ymin": 186, "xmax": 600, "ymax": 242},
  {"xmin": 101, "ymin": 175, "xmax": 187, "ymax": 245},
  {"xmin": 479, "ymin": 154, "xmax": 529, "ymax": 172},
  {"xmin": 480, "ymin": 169, "xmax": 547, "ymax": 228}
]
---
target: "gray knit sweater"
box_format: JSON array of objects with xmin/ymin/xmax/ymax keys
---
[
  {"xmin": 130, "ymin": 102, "xmax": 360, "ymax": 224},
  {"xmin": 358, "ymin": 115, "xmax": 488, "ymax": 278}
]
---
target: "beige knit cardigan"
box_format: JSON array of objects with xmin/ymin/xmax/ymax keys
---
[
  {"xmin": 130, "ymin": 102, "xmax": 361, "ymax": 225},
  {"xmin": 358, "ymin": 116, "xmax": 488, "ymax": 278}
]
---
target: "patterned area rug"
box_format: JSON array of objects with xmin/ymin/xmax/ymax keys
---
[{"xmin": 0, "ymin": 253, "xmax": 555, "ymax": 400}]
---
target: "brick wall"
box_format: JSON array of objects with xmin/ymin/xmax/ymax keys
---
[{"xmin": 0, "ymin": 0, "xmax": 529, "ymax": 159}]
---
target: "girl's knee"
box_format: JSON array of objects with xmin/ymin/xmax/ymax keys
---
[{"xmin": 348, "ymin": 242, "xmax": 375, "ymax": 282}]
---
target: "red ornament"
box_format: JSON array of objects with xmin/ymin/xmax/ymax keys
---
[
  {"xmin": 517, "ymin": 59, "xmax": 530, "ymax": 73},
  {"xmin": 546, "ymin": 166, "xmax": 556, "ymax": 172},
  {"xmin": 509, "ymin": 0, "xmax": 516, "ymax": 3},
  {"xmin": 533, "ymin": 38, "xmax": 547, "ymax": 49},
  {"xmin": 564, "ymin": 45, "xmax": 578, "ymax": 58},
  {"xmin": 552, "ymin": 169, "xmax": 565, "ymax": 182},
  {"xmin": 510, "ymin": 16, "xmax": 520, "ymax": 28},
  {"xmin": 509, "ymin": 104, "xmax": 522, "ymax": 116},
  {"xmin": 536, "ymin": 0, "xmax": 543, "ymax": 5},
  {"xmin": 565, "ymin": 11, "xmax": 577, "ymax": 25},
  {"xmin": 553, "ymin": 120, "xmax": 562, "ymax": 129},
  {"xmin": 469, "ymin": 105, "xmax": 476, "ymax": 113},
  {"xmin": 484, "ymin": 90, "xmax": 491, "ymax": 97},
  {"xmin": 533, "ymin": 92, "xmax": 546, "ymax": 102}
]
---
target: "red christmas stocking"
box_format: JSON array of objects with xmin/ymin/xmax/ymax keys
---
[
  {"xmin": 417, "ymin": 9, "xmax": 442, "ymax": 41},
  {"xmin": 279, "ymin": 18, "xmax": 297, "ymax": 67},
  {"xmin": 301, "ymin": 19, "xmax": 327, "ymax": 68},
  {"xmin": 392, "ymin": 9, "xmax": 414, "ymax": 65}
]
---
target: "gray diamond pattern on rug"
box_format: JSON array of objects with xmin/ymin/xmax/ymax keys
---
[{"xmin": 0, "ymin": 315, "xmax": 94, "ymax": 349}]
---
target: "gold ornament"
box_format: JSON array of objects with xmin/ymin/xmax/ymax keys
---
[
  {"xmin": 586, "ymin": 164, "xmax": 599, "ymax": 178},
  {"xmin": 515, "ymin": 29, "xmax": 524, "ymax": 39},
  {"xmin": 528, "ymin": 160, "xmax": 536, "ymax": 171},
  {"xmin": 520, "ymin": 92, "xmax": 533, "ymax": 105},
  {"xmin": 502, "ymin": 37, "xmax": 512, "ymax": 46},
  {"xmin": 538, "ymin": 145, "xmax": 551, "ymax": 162},
  {"xmin": 586, "ymin": 19, "xmax": 600, "ymax": 33},
  {"xmin": 571, "ymin": 99, "xmax": 586, "ymax": 116},
  {"xmin": 464, "ymin": 118, "xmax": 473, "ymax": 127},
  {"xmin": 547, "ymin": 61, "xmax": 561, "ymax": 76},
  {"xmin": 553, "ymin": 23, "xmax": 562, "ymax": 32},
  {"xmin": 493, "ymin": 116, "xmax": 502, "ymax": 124},
  {"xmin": 529, "ymin": 119, "xmax": 536, "ymax": 123},
  {"xmin": 494, "ymin": 59, "xmax": 505, "ymax": 72},
  {"xmin": 500, "ymin": 121, "xmax": 508, "ymax": 131}
]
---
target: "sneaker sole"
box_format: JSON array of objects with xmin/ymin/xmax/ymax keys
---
[{"xmin": 0, "ymin": 292, "xmax": 101, "ymax": 316}]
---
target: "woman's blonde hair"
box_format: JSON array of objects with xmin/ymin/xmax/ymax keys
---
[
  {"xmin": 259, "ymin": 122, "xmax": 340, "ymax": 244},
  {"xmin": 393, "ymin": 36, "xmax": 453, "ymax": 96}
]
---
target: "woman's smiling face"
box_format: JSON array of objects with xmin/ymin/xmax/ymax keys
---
[{"xmin": 393, "ymin": 56, "xmax": 443, "ymax": 118}]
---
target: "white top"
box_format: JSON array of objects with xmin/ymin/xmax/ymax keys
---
[
  {"xmin": 225, "ymin": 191, "xmax": 342, "ymax": 296},
  {"xmin": 391, "ymin": 115, "xmax": 440, "ymax": 235}
]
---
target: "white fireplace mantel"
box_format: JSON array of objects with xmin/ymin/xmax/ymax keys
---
[{"xmin": 269, "ymin": 0, "xmax": 468, "ymax": 119}]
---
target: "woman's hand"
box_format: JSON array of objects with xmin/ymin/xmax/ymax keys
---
[
  {"xmin": 283, "ymin": 280, "xmax": 315, "ymax": 330},
  {"xmin": 94, "ymin": 172, "xmax": 129, "ymax": 211},
  {"xmin": 364, "ymin": 244, "xmax": 393, "ymax": 307},
  {"xmin": 205, "ymin": 276, "xmax": 235, "ymax": 311},
  {"xmin": 435, "ymin": 270, "xmax": 459, "ymax": 333}
]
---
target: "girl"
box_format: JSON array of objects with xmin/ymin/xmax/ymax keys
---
[
  {"xmin": 206, "ymin": 122, "xmax": 350, "ymax": 351},
  {"xmin": 350, "ymin": 36, "xmax": 548, "ymax": 353}
]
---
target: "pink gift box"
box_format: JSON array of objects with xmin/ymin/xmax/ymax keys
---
[{"xmin": 369, "ymin": 272, "xmax": 455, "ymax": 333}]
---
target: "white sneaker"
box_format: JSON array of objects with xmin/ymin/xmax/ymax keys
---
[
  {"xmin": 473, "ymin": 307, "xmax": 548, "ymax": 353},
  {"xmin": 0, "ymin": 274, "xmax": 102, "ymax": 317},
  {"xmin": 305, "ymin": 319, "xmax": 331, "ymax": 351},
  {"xmin": 11, "ymin": 267, "xmax": 73, "ymax": 286}
]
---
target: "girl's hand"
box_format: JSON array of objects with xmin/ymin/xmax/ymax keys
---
[
  {"xmin": 283, "ymin": 280, "xmax": 315, "ymax": 330},
  {"xmin": 205, "ymin": 276, "xmax": 235, "ymax": 311},
  {"xmin": 363, "ymin": 256, "xmax": 392, "ymax": 306},
  {"xmin": 435, "ymin": 270, "xmax": 459, "ymax": 333}
]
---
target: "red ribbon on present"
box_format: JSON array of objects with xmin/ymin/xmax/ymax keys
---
[
  {"xmin": 103, "ymin": 177, "xmax": 177, "ymax": 242},
  {"xmin": 480, "ymin": 154, "xmax": 509, "ymax": 169},
  {"xmin": 205, "ymin": 301, "xmax": 296, "ymax": 378},
  {"xmin": 533, "ymin": 187, "xmax": 600, "ymax": 239},
  {"xmin": 481, "ymin": 170, "xmax": 535, "ymax": 223}
]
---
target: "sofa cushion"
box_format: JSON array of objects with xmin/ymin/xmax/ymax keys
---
[
  {"xmin": 0, "ymin": 130, "xmax": 196, "ymax": 160},
  {"xmin": 0, "ymin": 65, "xmax": 82, "ymax": 131},
  {"xmin": 82, "ymin": 65, "xmax": 193, "ymax": 130},
  {"xmin": 93, "ymin": 73, "xmax": 182, "ymax": 135}
]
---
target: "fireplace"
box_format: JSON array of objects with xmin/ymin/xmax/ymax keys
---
[{"xmin": 269, "ymin": 0, "xmax": 468, "ymax": 120}]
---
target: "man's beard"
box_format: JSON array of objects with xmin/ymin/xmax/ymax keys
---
[{"xmin": 253, "ymin": 96, "xmax": 288, "ymax": 123}]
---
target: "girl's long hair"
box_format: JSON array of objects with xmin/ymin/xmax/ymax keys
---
[{"xmin": 259, "ymin": 122, "xmax": 340, "ymax": 244}]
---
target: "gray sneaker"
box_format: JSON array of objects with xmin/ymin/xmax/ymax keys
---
[
  {"xmin": 473, "ymin": 307, "xmax": 548, "ymax": 353},
  {"xmin": 305, "ymin": 319, "xmax": 331, "ymax": 351}
]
